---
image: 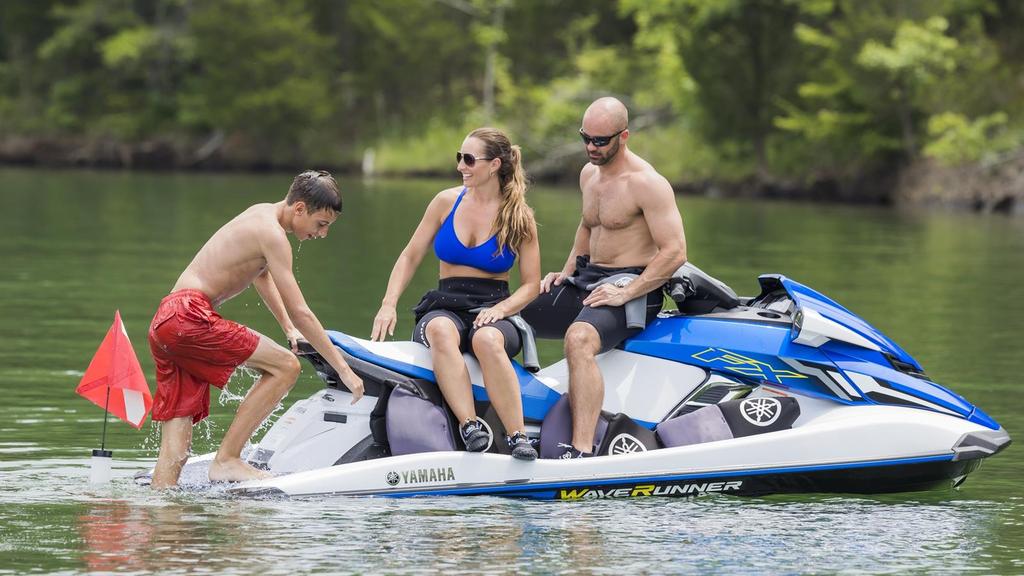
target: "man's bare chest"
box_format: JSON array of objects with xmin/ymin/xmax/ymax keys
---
[{"xmin": 582, "ymin": 187, "xmax": 641, "ymax": 230}]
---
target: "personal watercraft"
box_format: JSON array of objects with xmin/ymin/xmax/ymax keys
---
[{"xmin": 165, "ymin": 265, "xmax": 1011, "ymax": 500}]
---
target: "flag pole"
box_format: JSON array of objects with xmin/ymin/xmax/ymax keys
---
[
  {"xmin": 101, "ymin": 385, "xmax": 110, "ymax": 452},
  {"xmin": 91, "ymin": 384, "xmax": 114, "ymax": 484}
]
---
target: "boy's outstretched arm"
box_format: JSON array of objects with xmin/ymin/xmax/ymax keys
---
[
  {"xmin": 253, "ymin": 270, "xmax": 303, "ymax": 352},
  {"xmin": 261, "ymin": 229, "xmax": 364, "ymax": 403}
]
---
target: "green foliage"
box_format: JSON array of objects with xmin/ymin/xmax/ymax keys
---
[
  {"xmin": 0, "ymin": 0, "xmax": 1020, "ymax": 188},
  {"xmin": 30, "ymin": 0, "xmax": 193, "ymax": 138},
  {"xmin": 624, "ymin": 0, "xmax": 819, "ymax": 179},
  {"xmin": 856, "ymin": 17, "xmax": 959, "ymax": 82},
  {"xmin": 179, "ymin": 0, "xmax": 333, "ymax": 157},
  {"xmin": 100, "ymin": 27, "xmax": 159, "ymax": 67},
  {"xmin": 924, "ymin": 111, "xmax": 1015, "ymax": 165},
  {"xmin": 772, "ymin": 0, "xmax": 1024, "ymax": 178},
  {"xmin": 372, "ymin": 116, "xmax": 484, "ymax": 175}
]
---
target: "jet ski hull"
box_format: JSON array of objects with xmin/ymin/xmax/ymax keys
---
[
  {"xmin": 224, "ymin": 400, "xmax": 1008, "ymax": 499},
  {"xmin": 228, "ymin": 448, "xmax": 989, "ymax": 500}
]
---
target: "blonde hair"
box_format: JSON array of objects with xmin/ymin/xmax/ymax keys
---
[{"xmin": 468, "ymin": 127, "xmax": 534, "ymax": 255}]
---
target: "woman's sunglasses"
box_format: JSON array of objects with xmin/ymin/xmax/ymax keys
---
[
  {"xmin": 579, "ymin": 128, "xmax": 625, "ymax": 147},
  {"xmin": 456, "ymin": 152, "xmax": 492, "ymax": 167}
]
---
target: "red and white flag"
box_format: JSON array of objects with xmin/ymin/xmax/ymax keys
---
[{"xmin": 75, "ymin": 311, "xmax": 153, "ymax": 429}]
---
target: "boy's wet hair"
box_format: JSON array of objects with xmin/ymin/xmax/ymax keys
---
[{"xmin": 286, "ymin": 170, "xmax": 342, "ymax": 214}]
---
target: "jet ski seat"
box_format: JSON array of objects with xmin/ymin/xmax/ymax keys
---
[
  {"xmin": 559, "ymin": 262, "xmax": 743, "ymax": 331},
  {"xmin": 667, "ymin": 262, "xmax": 741, "ymax": 315}
]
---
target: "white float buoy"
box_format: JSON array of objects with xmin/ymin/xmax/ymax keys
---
[
  {"xmin": 90, "ymin": 448, "xmax": 112, "ymax": 484},
  {"xmin": 361, "ymin": 148, "xmax": 376, "ymax": 177}
]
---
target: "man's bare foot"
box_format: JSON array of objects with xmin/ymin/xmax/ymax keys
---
[{"xmin": 208, "ymin": 457, "xmax": 272, "ymax": 483}]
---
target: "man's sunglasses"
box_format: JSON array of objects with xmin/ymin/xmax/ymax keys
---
[
  {"xmin": 579, "ymin": 128, "xmax": 625, "ymax": 147},
  {"xmin": 456, "ymin": 152, "xmax": 492, "ymax": 167}
]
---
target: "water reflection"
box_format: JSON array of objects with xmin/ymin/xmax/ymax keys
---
[
  {"xmin": 74, "ymin": 493, "xmax": 1018, "ymax": 574},
  {"xmin": 77, "ymin": 501, "xmax": 154, "ymax": 573}
]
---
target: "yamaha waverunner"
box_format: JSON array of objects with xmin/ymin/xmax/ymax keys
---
[{"xmin": 187, "ymin": 264, "xmax": 1007, "ymax": 500}]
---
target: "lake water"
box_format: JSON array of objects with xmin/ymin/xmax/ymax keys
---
[{"xmin": 0, "ymin": 167, "xmax": 1021, "ymax": 574}]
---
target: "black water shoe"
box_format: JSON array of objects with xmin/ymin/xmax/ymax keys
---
[
  {"xmin": 460, "ymin": 418, "xmax": 490, "ymax": 452},
  {"xmin": 556, "ymin": 443, "xmax": 591, "ymax": 459},
  {"xmin": 508, "ymin": 432, "xmax": 538, "ymax": 461}
]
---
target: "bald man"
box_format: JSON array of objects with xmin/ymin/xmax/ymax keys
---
[{"xmin": 521, "ymin": 97, "xmax": 687, "ymax": 458}]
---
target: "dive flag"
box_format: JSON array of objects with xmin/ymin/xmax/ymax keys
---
[{"xmin": 75, "ymin": 311, "xmax": 153, "ymax": 429}]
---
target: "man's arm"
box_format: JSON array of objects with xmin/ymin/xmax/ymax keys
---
[
  {"xmin": 260, "ymin": 229, "xmax": 364, "ymax": 402},
  {"xmin": 584, "ymin": 173, "xmax": 686, "ymax": 306},
  {"xmin": 252, "ymin": 270, "xmax": 302, "ymax": 352}
]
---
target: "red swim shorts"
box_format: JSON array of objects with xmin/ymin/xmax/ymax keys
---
[{"xmin": 148, "ymin": 289, "xmax": 260, "ymax": 423}]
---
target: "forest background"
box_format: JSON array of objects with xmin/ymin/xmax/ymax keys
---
[{"xmin": 1, "ymin": 0, "xmax": 1022, "ymax": 211}]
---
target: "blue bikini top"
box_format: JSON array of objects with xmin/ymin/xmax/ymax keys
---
[{"xmin": 434, "ymin": 188, "xmax": 516, "ymax": 274}]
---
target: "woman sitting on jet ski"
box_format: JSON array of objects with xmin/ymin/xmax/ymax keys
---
[{"xmin": 370, "ymin": 127, "xmax": 541, "ymax": 460}]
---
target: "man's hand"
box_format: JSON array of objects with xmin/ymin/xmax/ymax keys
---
[
  {"xmin": 582, "ymin": 283, "xmax": 631, "ymax": 308},
  {"xmin": 540, "ymin": 271, "xmax": 570, "ymax": 293},
  {"xmin": 371, "ymin": 305, "xmax": 397, "ymax": 341},
  {"xmin": 340, "ymin": 369, "xmax": 365, "ymax": 404}
]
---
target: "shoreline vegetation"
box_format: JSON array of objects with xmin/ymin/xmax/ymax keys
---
[
  {"xmin": 4, "ymin": 134, "xmax": 1020, "ymax": 213},
  {"xmin": 1, "ymin": 1, "xmax": 1021, "ymax": 213}
]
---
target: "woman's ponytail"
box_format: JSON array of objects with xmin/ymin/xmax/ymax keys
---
[{"xmin": 469, "ymin": 128, "xmax": 534, "ymax": 255}]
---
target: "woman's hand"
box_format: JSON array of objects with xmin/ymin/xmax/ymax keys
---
[
  {"xmin": 473, "ymin": 305, "xmax": 508, "ymax": 328},
  {"xmin": 371, "ymin": 305, "xmax": 397, "ymax": 341}
]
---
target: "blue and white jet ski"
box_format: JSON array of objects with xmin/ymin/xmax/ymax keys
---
[{"xmin": 211, "ymin": 265, "xmax": 1009, "ymax": 500}]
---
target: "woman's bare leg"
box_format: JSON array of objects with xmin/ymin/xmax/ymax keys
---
[
  {"xmin": 472, "ymin": 327, "xmax": 525, "ymax": 435},
  {"xmin": 425, "ymin": 317, "xmax": 476, "ymax": 423}
]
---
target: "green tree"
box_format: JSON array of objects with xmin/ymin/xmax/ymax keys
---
[
  {"xmin": 777, "ymin": 0, "xmax": 1021, "ymax": 175},
  {"xmin": 34, "ymin": 0, "xmax": 192, "ymax": 138},
  {"xmin": 179, "ymin": 0, "xmax": 333, "ymax": 161},
  {"xmin": 0, "ymin": 0, "xmax": 63, "ymax": 132}
]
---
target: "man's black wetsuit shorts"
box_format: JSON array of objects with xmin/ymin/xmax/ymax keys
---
[{"xmin": 520, "ymin": 256, "xmax": 663, "ymax": 354}]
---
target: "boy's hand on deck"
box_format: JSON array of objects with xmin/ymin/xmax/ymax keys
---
[
  {"xmin": 342, "ymin": 370, "xmax": 365, "ymax": 404},
  {"xmin": 285, "ymin": 329, "xmax": 305, "ymax": 353}
]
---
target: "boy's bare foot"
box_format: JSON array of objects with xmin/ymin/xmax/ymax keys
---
[{"xmin": 208, "ymin": 456, "xmax": 272, "ymax": 483}]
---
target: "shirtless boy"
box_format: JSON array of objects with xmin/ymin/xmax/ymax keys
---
[
  {"xmin": 147, "ymin": 170, "xmax": 364, "ymax": 489},
  {"xmin": 520, "ymin": 97, "xmax": 687, "ymax": 458}
]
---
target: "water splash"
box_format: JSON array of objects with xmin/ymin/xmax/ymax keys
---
[
  {"xmin": 215, "ymin": 367, "xmax": 288, "ymax": 438},
  {"xmin": 217, "ymin": 383, "xmax": 248, "ymax": 406},
  {"xmin": 139, "ymin": 421, "xmax": 162, "ymax": 454},
  {"xmin": 194, "ymin": 418, "xmax": 218, "ymax": 446}
]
